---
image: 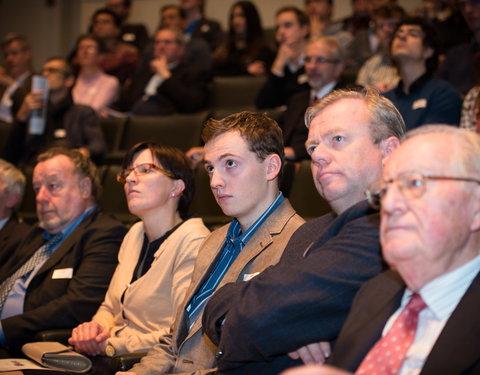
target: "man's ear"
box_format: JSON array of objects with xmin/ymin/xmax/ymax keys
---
[
  {"xmin": 5, "ymin": 191, "xmax": 21, "ymax": 209},
  {"xmin": 470, "ymin": 185, "xmax": 480, "ymax": 232},
  {"xmin": 265, "ymin": 154, "xmax": 282, "ymax": 181},
  {"xmin": 380, "ymin": 136, "xmax": 400, "ymax": 163},
  {"xmin": 79, "ymin": 177, "xmax": 92, "ymax": 198},
  {"xmin": 65, "ymin": 75, "xmax": 75, "ymax": 88},
  {"xmin": 423, "ymin": 46, "xmax": 434, "ymax": 60}
]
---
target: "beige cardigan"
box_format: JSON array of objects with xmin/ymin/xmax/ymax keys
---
[{"xmin": 92, "ymin": 218, "xmax": 210, "ymax": 354}]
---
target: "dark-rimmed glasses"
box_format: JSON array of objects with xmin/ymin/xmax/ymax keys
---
[
  {"xmin": 365, "ymin": 171, "xmax": 480, "ymax": 209},
  {"xmin": 116, "ymin": 163, "xmax": 175, "ymax": 184}
]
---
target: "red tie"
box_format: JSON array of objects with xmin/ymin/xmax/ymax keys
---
[{"xmin": 356, "ymin": 293, "xmax": 427, "ymax": 375}]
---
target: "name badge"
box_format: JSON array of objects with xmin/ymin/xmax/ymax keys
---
[
  {"xmin": 243, "ymin": 272, "xmax": 260, "ymax": 281},
  {"xmin": 412, "ymin": 98, "xmax": 427, "ymax": 110},
  {"xmin": 52, "ymin": 268, "xmax": 73, "ymax": 279}
]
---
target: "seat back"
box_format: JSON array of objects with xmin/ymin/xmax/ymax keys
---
[
  {"xmin": 119, "ymin": 112, "xmax": 207, "ymax": 152},
  {"xmin": 209, "ymin": 75, "xmax": 266, "ymax": 111},
  {"xmin": 287, "ymin": 160, "xmax": 331, "ymax": 220}
]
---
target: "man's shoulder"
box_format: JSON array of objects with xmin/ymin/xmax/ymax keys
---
[{"xmin": 80, "ymin": 208, "xmax": 127, "ymax": 235}]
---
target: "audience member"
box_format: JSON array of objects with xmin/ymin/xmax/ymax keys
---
[
  {"xmin": 201, "ymin": 88, "xmax": 405, "ymax": 375},
  {"xmin": 212, "ymin": 1, "xmax": 274, "ymax": 77},
  {"xmin": 437, "ymin": 0, "xmax": 480, "ymax": 96},
  {"xmin": 356, "ymin": 3, "xmax": 405, "ymax": 92},
  {"xmin": 384, "ymin": 17, "xmax": 462, "ymax": 129},
  {"xmin": 158, "ymin": 4, "xmax": 212, "ymax": 71},
  {"xmin": 106, "ymin": 0, "xmax": 150, "ymax": 53},
  {"xmin": 5, "ymin": 57, "xmax": 107, "ymax": 166},
  {"xmin": 416, "ymin": 0, "xmax": 472, "ymax": 51},
  {"xmin": 255, "ymin": 6, "xmax": 309, "ymax": 109},
  {"xmin": 118, "ymin": 111, "xmax": 304, "ymax": 375},
  {"xmin": 90, "ymin": 8, "xmax": 139, "ymax": 84},
  {"xmin": 0, "ymin": 33, "xmax": 33, "ymax": 123},
  {"xmin": 115, "ymin": 26, "xmax": 210, "ymax": 115},
  {"xmin": 0, "ymin": 159, "xmax": 29, "ymax": 265},
  {"xmin": 180, "ymin": 0, "xmax": 224, "ymax": 52},
  {"xmin": 281, "ymin": 125, "xmax": 480, "ymax": 375},
  {"xmin": 281, "ymin": 36, "xmax": 348, "ymax": 161},
  {"xmin": 69, "ymin": 142, "xmax": 209, "ymax": 357},
  {"xmin": 342, "ymin": 0, "xmax": 371, "ymax": 34},
  {"xmin": 72, "ymin": 34, "xmax": 120, "ymax": 113},
  {"xmin": 304, "ymin": 0, "xmax": 352, "ymax": 51},
  {"xmin": 0, "ymin": 147, "xmax": 126, "ymax": 355},
  {"xmin": 460, "ymin": 53, "xmax": 480, "ymax": 131}
]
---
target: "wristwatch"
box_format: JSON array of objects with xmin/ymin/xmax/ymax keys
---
[{"xmin": 105, "ymin": 344, "xmax": 116, "ymax": 357}]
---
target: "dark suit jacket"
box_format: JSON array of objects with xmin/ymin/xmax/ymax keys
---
[
  {"xmin": 190, "ymin": 17, "xmax": 224, "ymax": 52},
  {"xmin": 0, "ymin": 207, "xmax": 127, "ymax": 352},
  {"xmin": 329, "ymin": 270, "xmax": 480, "ymax": 375},
  {"xmin": 0, "ymin": 214, "xmax": 31, "ymax": 265},
  {"xmin": 118, "ymin": 62, "xmax": 210, "ymax": 115},
  {"xmin": 255, "ymin": 66, "xmax": 309, "ymax": 110},
  {"xmin": 203, "ymin": 200, "xmax": 384, "ymax": 375},
  {"xmin": 5, "ymin": 92, "xmax": 106, "ymax": 166}
]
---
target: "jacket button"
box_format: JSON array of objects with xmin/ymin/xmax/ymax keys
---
[{"xmin": 215, "ymin": 351, "xmax": 223, "ymax": 359}]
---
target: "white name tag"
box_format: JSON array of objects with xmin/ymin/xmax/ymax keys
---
[
  {"xmin": 243, "ymin": 272, "xmax": 260, "ymax": 281},
  {"xmin": 412, "ymin": 98, "xmax": 427, "ymax": 110},
  {"xmin": 52, "ymin": 268, "xmax": 73, "ymax": 279}
]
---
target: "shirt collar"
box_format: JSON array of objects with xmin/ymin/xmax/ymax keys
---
[
  {"xmin": 226, "ymin": 192, "xmax": 285, "ymax": 247},
  {"xmin": 403, "ymin": 255, "xmax": 480, "ymax": 321}
]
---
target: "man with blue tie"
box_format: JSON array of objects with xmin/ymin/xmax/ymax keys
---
[{"xmin": 0, "ymin": 147, "xmax": 126, "ymax": 356}]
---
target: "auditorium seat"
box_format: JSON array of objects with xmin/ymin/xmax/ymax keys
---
[{"xmin": 287, "ymin": 160, "xmax": 331, "ymax": 220}]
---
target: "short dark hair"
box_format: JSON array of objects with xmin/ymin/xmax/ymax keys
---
[
  {"xmin": 75, "ymin": 33, "xmax": 108, "ymax": 54},
  {"xmin": 371, "ymin": 3, "xmax": 406, "ymax": 22},
  {"xmin": 36, "ymin": 147, "xmax": 101, "ymax": 201},
  {"xmin": 121, "ymin": 142, "xmax": 195, "ymax": 219},
  {"xmin": 1, "ymin": 33, "xmax": 31, "ymax": 51},
  {"xmin": 393, "ymin": 17, "xmax": 440, "ymax": 73},
  {"xmin": 202, "ymin": 111, "xmax": 285, "ymax": 181},
  {"xmin": 44, "ymin": 57, "xmax": 73, "ymax": 77},
  {"xmin": 92, "ymin": 8, "xmax": 122, "ymax": 28},
  {"xmin": 276, "ymin": 6, "xmax": 309, "ymax": 28}
]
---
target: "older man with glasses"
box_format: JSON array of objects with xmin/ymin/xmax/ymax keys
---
[{"xmin": 282, "ymin": 125, "xmax": 480, "ymax": 375}]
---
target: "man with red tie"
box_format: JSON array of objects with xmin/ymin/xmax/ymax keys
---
[{"xmin": 282, "ymin": 125, "xmax": 480, "ymax": 375}]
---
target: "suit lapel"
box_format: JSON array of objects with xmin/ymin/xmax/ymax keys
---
[
  {"xmin": 421, "ymin": 271, "xmax": 480, "ymax": 375},
  {"xmin": 34, "ymin": 210, "xmax": 95, "ymax": 278}
]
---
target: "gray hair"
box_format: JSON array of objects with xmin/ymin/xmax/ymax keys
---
[
  {"xmin": 0, "ymin": 159, "xmax": 26, "ymax": 210},
  {"xmin": 403, "ymin": 125, "xmax": 480, "ymax": 177},
  {"xmin": 305, "ymin": 87, "xmax": 406, "ymax": 144}
]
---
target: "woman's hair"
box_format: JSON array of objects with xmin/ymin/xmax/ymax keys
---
[
  {"xmin": 122, "ymin": 142, "xmax": 195, "ymax": 219},
  {"xmin": 217, "ymin": 1, "xmax": 266, "ymax": 64}
]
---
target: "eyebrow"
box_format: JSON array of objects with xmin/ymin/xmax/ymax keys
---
[{"xmin": 204, "ymin": 152, "xmax": 239, "ymax": 164}]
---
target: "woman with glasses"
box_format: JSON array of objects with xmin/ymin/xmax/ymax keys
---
[{"xmin": 68, "ymin": 142, "xmax": 210, "ymax": 357}]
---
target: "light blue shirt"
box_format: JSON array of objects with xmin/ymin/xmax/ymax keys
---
[
  {"xmin": 0, "ymin": 205, "xmax": 96, "ymax": 348},
  {"xmin": 185, "ymin": 193, "xmax": 285, "ymax": 330},
  {"xmin": 384, "ymin": 255, "xmax": 480, "ymax": 375}
]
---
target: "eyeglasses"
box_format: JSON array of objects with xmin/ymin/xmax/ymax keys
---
[
  {"xmin": 42, "ymin": 67, "xmax": 67, "ymax": 75},
  {"xmin": 305, "ymin": 56, "xmax": 340, "ymax": 64},
  {"xmin": 365, "ymin": 171, "xmax": 480, "ymax": 209},
  {"xmin": 116, "ymin": 163, "xmax": 175, "ymax": 184}
]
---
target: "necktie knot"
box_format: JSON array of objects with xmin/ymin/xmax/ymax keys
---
[{"xmin": 44, "ymin": 232, "xmax": 64, "ymax": 255}]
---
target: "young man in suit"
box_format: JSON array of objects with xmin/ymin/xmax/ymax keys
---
[
  {"xmin": 201, "ymin": 88, "xmax": 405, "ymax": 375},
  {"xmin": 0, "ymin": 147, "xmax": 126, "ymax": 355},
  {"xmin": 119, "ymin": 111, "xmax": 304, "ymax": 375},
  {"xmin": 283, "ymin": 126, "xmax": 480, "ymax": 375}
]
